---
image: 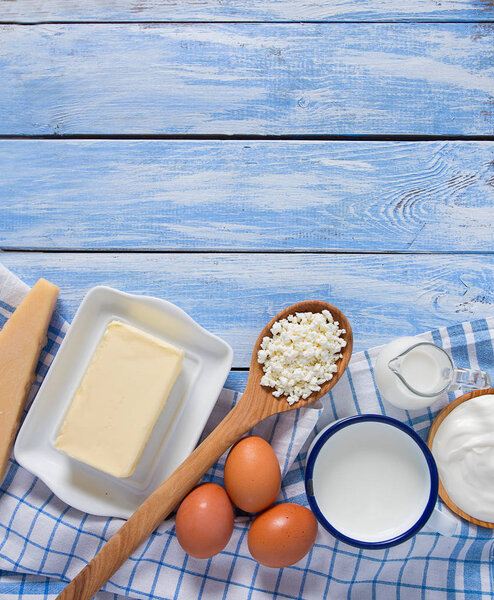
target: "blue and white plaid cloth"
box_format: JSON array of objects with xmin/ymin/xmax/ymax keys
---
[{"xmin": 1, "ymin": 263, "xmax": 493, "ymax": 600}]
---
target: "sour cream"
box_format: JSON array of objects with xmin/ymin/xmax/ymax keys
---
[{"xmin": 432, "ymin": 394, "xmax": 494, "ymax": 523}]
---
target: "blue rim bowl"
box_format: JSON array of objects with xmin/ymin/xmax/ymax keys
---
[{"xmin": 304, "ymin": 414, "xmax": 439, "ymax": 549}]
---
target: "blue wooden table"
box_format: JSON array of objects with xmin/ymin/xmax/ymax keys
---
[{"xmin": 0, "ymin": 0, "xmax": 493, "ymax": 597}]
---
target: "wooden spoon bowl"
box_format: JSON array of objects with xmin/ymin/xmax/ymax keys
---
[
  {"xmin": 428, "ymin": 388, "xmax": 494, "ymax": 529},
  {"xmin": 57, "ymin": 300, "xmax": 353, "ymax": 600},
  {"xmin": 243, "ymin": 300, "xmax": 353, "ymax": 420}
]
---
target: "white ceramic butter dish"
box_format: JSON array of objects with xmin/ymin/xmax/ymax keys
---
[{"xmin": 14, "ymin": 286, "xmax": 233, "ymax": 519}]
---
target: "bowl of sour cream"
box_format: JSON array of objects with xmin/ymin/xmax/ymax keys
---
[
  {"xmin": 305, "ymin": 415, "xmax": 438, "ymax": 548},
  {"xmin": 429, "ymin": 389, "xmax": 494, "ymax": 528}
]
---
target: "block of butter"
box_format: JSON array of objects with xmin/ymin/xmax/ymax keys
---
[{"xmin": 55, "ymin": 320, "xmax": 184, "ymax": 478}]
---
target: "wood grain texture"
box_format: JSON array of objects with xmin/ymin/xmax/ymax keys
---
[
  {"xmin": 225, "ymin": 370, "xmax": 249, "ymax": 392},
  {"xmin": 1, "ymin": 0, "xmax": 493, "ymax": 23},
  {"xmin": 1, "ymin": 252, "xmax": 493, "ymax": 366},
  {"xmin": 428, "ymin": 388, "xmax": 494, "ymax": 529},
  {"xmin": 1, "ymin": 24, "xmax": 493, "ymax": 135},
  {"xmin": 1, "ymin": 141, "xmax": 493, "ymax": 252}
]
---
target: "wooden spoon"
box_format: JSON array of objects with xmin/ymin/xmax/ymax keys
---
[
  {"xmin": 427, "ymin": 388, "xmax": 494, "ymax": 529},
  {"xmin": 56, "ymin": 300, "xmax": 353, "ymax": 600}
]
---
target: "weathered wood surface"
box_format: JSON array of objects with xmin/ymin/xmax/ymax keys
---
[
  {"xmin": 224, "ymin": 371, "xmax": 249, "ymax": 393},
  {"xmin": 1, "ymin": 140, "xmax": 493, "ymax": 252},
  {"xmin": 1, "ymin": 24, "xmax": 493, "ymax": 136},
  {"xmin": 1, "ymin": 252, "xmax": 492, "ymax": 367},
  {"xmin": 1, "ymin": 0, "xmax": 493, "ymax": 23},
  {"xmin": 0, "ymin": 0, "xmax": 493, "ymax": 596}
]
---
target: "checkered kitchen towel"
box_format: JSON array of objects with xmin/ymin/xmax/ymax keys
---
[{"xmin": 1, "ymin": 263, "xmax": 494, "ymax": 600}]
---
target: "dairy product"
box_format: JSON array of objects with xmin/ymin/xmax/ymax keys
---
[
  {"xmin": 375, "ymin": 338, "xmax": 453, "ymax": 410},
  {"xmin": 398, "ymin": 346, "xmax": 449, "ymax": 395},
  {"xmin": 432, "ymin": 394, "xmax": 494, "ymax": 523},
  {"xmin": 311, "ymin": 420, "xmax": 431, "ymax": 543},
  {"xmin": 55, "ymin": 320, "xmax": 184, "ymax": 478},
  {"xmin": 0, "ymin": 278, "xmax": 59, "ymax": 483},
  {"xmin": 257, "ymin": 310, "xmax": 346, "ymax": 405}
]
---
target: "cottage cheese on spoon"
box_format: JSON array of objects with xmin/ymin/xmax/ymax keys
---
[{"xmin": 257, "ymin": 310, "xmax": 346, "ymax": 405}]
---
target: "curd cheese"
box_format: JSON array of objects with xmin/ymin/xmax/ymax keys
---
[{"xmin": 257, "ymin": 310, "xmax": 346, "ymax": 405}]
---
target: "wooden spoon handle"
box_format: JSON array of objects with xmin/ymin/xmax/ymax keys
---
[{"xmin": 56, "ymin": 400, "xmax": 255, "ymax": 600}]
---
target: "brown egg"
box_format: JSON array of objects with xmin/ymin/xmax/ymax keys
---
[
  {"xmin": 224, "ymin": 436, "xmax": 281, "ymax": 513},
  {"xmin": 248, "ymin": 503, "xmax": 318, "ymax": 568},
  {"xmin": 175, "ymin": 483, "xmax": 234, "ymax": 559}
]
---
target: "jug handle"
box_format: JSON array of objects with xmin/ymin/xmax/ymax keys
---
[{"xmin": 451, "ymin": 367, "xmax": 492, "ymax": 391}]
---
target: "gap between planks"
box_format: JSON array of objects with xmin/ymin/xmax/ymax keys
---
[
  {"xmin": 2, "ymin": 20, "xmax": 494, "ymax": 25},
  {"xmin": 2, "ymin": 250, "xmax": 494, "ymax": 256},
  {"xmin": 1, "ymin": 135, "xmax": 494, "ymax": 141}
]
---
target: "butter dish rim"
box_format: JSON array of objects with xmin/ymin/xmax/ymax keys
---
[{"xmin": 14, "ymin": 286, "xmax": 233, "ymax": 518}]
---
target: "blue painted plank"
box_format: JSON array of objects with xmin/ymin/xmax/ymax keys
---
[
  {"xmin": 1, "ymin": 0, "xmax": 493, "ymax": 22},
  {"xmin": 224, "ymin": 371, "xmax": 249, "ymax": 393},
  {"xmin": 1, "ymin": 24, "xmax": 493, "ymax": 135},
  {"xmin": 1, "ymin": 252, "xmax": 492, "ymax": 366},
  {"xmin": 1, "ymin": 140, "xmax": 492, "ymax": 252}
]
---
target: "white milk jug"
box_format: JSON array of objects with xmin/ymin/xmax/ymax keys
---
[{"xmin": 375, "ymin": 337, "xmax": 491, "ymax": 410}]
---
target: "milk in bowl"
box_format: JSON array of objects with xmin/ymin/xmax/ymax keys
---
[{"xmin": 305, "ymin": 415, "xmax": 438, "ymax": 548}]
